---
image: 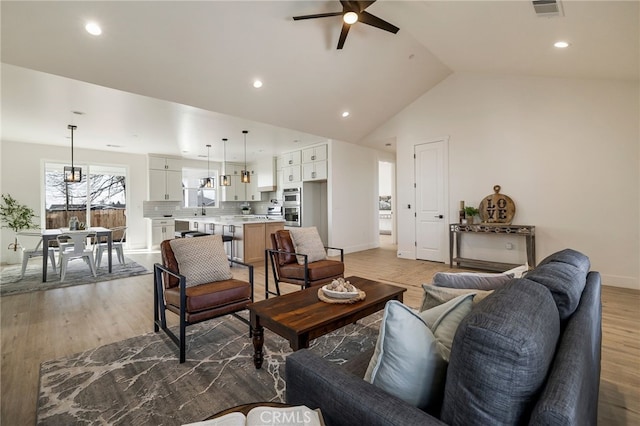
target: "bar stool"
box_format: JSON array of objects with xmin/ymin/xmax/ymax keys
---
[
  {"xmin": 175, "ymin": 230, "xmax": 201, "ymax": 238},
  {"xmin": 185, "ymin": 232, "xmax": 209, "ymax": 238},
  {"xmin": 222, "ymin": 225, "xmax": 235, "ymax": 266}
]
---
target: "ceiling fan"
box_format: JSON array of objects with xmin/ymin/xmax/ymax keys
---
[{"xmin": 293, "ymin": 0, "xmax": 399, "ymax": 50}]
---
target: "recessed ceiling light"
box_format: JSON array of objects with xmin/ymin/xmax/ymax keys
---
[
  {"xmin": 253, "ymin": 80, "xmax": 263, "ymax": 88},
  {"xmin": 85, "ymin": 22, "xmax": 102, "ymax": 36},
  {"xmin": 554, "ymin": 41, "xmax": 570, "ymax": 48},
  {"xmin": 341, "ymin": 111, "xmax": 350, "ymax": 118}
]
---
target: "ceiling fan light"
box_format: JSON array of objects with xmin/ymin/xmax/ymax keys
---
[{"xmin": 343, "ymin": 11, "xmax": 358, "ymax": 24}]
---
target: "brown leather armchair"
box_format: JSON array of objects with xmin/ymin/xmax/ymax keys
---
[
  {"xmin": 154, "ymin": 238, "xmax": 254, "ymax": 363},
  {"xmin": 265, "ymin": 229, "xmax": 344, "ymax": 298}
]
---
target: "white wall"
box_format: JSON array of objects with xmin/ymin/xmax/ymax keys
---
[
  {"xmin": 0, "ymin": 140, "xmax": 148, "ymax": 264},
  {"xmin": 364, "ymin": 73, "xmax": 639, "ymax": 290},
  {"xmin": 328, "ymin": 140, "xmax": 384, "ymax": 253}
]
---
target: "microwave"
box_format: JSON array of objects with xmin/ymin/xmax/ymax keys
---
[{"xmin": 283, "ymin": 187, "xmax": 301, "ymax": 205}]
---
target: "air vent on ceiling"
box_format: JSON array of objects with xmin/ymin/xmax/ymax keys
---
[{"xmin": 532, "ymin": 0, "xmax": 564, "ymax": 17}]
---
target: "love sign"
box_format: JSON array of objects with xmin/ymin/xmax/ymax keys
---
[{"xmin": 479, "ymin": 185, "xmax": 515, "ymax": 225}]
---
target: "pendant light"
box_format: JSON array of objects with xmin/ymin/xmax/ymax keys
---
[
  {"xmin": 241, "ymin": 130, "xmax": 250, "ymax": 184},
  {"xmin": 199, "ymin": 144, "xmax": 215, "ymax": 188},
  {"xmin": 64, "ymin": 124, "xmax": 82, "ymax": 183},
  {"xmin": 220, "ymin": 138, "xmax": 231, "ymax": 186}
]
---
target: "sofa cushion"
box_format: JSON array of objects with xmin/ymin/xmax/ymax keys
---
[
  {"xmin": 441, "ymin": 279, "xmax": 560, "ymax": 425},
  {"xmin": 537, "ymin": 248, "xmax": 590, "ymax": 271},
  {"xmin": 433, "ymin": 271, "xmax": 514, "ymax": 290},
  {"xmin": 289, "ymin": 226, "xmax": 327, "ymax": 264},
  {"xmin": 364, "ymin": 295, "xmax": 474, "ymax": 413},
  {"xmin": 421, "ymin": 284, "xmax": 492, "ymax": 311},
  {"xmin": 169, "ymin": 235, "xmax": 232, "ymax": 287},
  {"xmin": 525, "ymin": 248, "xmax": 590, "ymax": 320}
]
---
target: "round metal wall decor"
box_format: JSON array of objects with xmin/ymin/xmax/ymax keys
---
[{"xmin": 479, "ymin": 185, "xmax": 516, "ymax": 225}]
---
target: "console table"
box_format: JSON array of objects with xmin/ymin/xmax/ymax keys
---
[{"xmin": 449, "ymin": 223, "xmax": 536, "ymax": 272}]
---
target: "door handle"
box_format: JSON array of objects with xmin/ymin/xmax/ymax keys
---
[{"xmin": 434, "ymin": 215, "xmax": 444, "ymax": 219}]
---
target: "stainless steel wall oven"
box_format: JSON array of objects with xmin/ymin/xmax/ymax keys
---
[{"xmin": 283, "ymin": 187, "xmax": 301, "ymax": 227}]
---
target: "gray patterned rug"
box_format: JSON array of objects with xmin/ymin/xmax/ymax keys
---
[
  {"xmin": 37, "ymin": 312, "xmax": 382, "ymax": 425},
  {"xmin": 0, "ymin": 256, "xmax": 149, "ymax": 296}
]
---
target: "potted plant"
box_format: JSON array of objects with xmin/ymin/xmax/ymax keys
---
[
  {"xmin": 464, "ymin": 206, "xmax": 480, "ymax": 224},
  {"xmin": 0, "ymin": 194, "xmax": 39, "ymax": 251}
]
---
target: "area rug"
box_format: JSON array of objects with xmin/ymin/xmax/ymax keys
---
[
  {"xmin": 37, "ymin": 312, "xmax": 382, "ymax": 425},
  {"xmin": 0, "ymin": 257, "xmax": 149, "ymax": 296}
]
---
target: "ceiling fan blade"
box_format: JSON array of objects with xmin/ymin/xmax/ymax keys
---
[
  {"xmin": 337, "ymin": 22, "xmax": 351, "ymax": 49},
  {"xmin": 293, "ymin": 11, "xmax": 343, "ymax": 21},
  {"xmin": 359, "ymin": 11, "xmax": 399, "ymax": 34},
  {"xmin": 354, "ymin": 1, "xmax": 376, "ymax": 12},
  {"xmin": 339, "ymin": 0, "xmax": 355, "ymax": 11}
]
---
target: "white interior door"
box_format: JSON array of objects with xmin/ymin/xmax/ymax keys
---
[{"xmin": 415, "ymin": 140, "xmax": 447, "ymax": 262}]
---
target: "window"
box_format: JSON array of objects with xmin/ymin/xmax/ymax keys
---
[
  {"xmin": 182, "ymin": 167, "xmax": 218, "ymax": 209},
  {"xmin": 44, "ymin": 163, "xmax": 126, "ymax": 229}
]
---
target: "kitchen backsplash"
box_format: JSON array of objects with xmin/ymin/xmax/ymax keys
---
[{"xmin": 143, "ymin": 197, "xmax": 280, "ymax": 218}]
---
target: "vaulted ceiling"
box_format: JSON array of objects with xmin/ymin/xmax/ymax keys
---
[{"xmin": 1, "ymin": 1, "xmax": 637, "ymax": 162}]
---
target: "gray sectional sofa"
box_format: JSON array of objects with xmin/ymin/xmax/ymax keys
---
[{"xmin": 285, "ymin": 249, "xmax": 602, "ymax": 426}]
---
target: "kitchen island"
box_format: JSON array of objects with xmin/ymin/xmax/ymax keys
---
[{"xmin": 175, "ymin": 216, "xmax": 284, "ymax": 264}]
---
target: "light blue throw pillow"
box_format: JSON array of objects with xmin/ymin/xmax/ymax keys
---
[{"xmin": 364, "ymin": 294, "xmax": 474, "ymax": 412}]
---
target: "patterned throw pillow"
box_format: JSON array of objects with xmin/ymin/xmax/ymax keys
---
[
  {"xmin": 169, "ymin": 235, "xmax": 232, "ymax": 287},
  {"xmin": 289, "ymin": 227, "xmax": 327, "ymax": 265}
]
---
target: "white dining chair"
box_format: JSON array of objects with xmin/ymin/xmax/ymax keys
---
[
  {"xmin": 56, "ymin": 231, "xmax": 97, "ymax": 282},
  {"xmin": 18, "ymin": 232, "xmax": 57, "ymax": 279},
  {"xmin": 96, "ymin": 226, "xmax": 127, "ymax": 268}
]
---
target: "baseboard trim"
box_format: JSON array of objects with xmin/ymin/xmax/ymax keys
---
[{"xmin": 601, "ymin": 273, "xmax": 640, "ymax": 291}]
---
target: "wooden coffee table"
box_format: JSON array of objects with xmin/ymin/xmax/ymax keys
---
[{"xmin": 248, "ymin": 276, "xmax": 406, "ymax": 369}]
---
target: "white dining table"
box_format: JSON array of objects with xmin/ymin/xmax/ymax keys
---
[{"xmin": 41, "ymin": 227, "xmax": 113, "ymax": 282}]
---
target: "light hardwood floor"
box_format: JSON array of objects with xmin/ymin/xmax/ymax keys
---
[{"xmin": 1, "ymin": 241, "xmax": 638, "ymax": 425}]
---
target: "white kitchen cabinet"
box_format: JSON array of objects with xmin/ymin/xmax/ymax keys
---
[
  {"xmin": 151, "ymin": 218, "xmax": 175, "ymax": 247},
  {"xmin": 149, "ymin": 156, "xmax": 182, "ymax": 171},
  {"xmin": 302, "ymin": 145, "xmax": 327, "ymax": 163},
  {"xmin": 301, "ymin": 144, "xmax": 327, "ymax": 182},
  {"xmin": 278, "ymin": 151, "xmax": 301, "ymax": 169},
  {"xmin": 302, "ymin": 160, "xmax": 327, "ymax": 181},
  {"xmin": 276, "ymin": 169, "xmax": 284, "ymax": 200},
  {"xmin": 247, "ymin": 168, "xmax": 261, "ymax": 201},
  {"xmin": 148, "ymin": 156, "xmax": 183, "ymax": 201},
  {"xmin": 220, "ymin": 164, "xmax": 243, "ymax": 202},
  {"xmin": 256, "ymin": 156, "xmax": 276, "ymax": 191},
  {"xmin": 282, "ymin": 165, "xmax": 301, "ymax": 184}
]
